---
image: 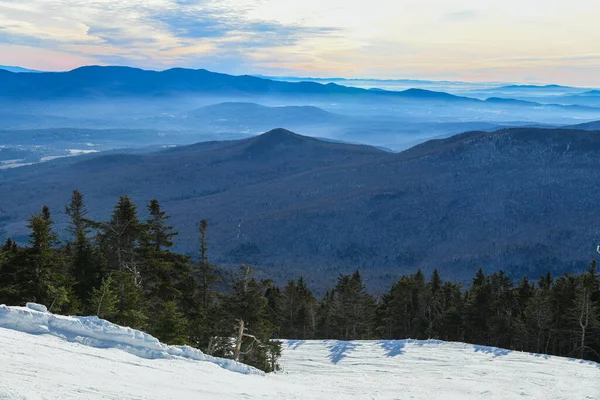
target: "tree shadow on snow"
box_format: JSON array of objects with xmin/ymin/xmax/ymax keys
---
[
  {"xmin": 378, "ymin": 340, "xmax": 406, "ymax": 357},
  {"xmin": 286, "ymin": 340, "xmax": 306, "ymax": 350},
  {"xmin": 327, "ymin": 341, "xmax": 361, "ymax": 364},
  {"xmin": 473, "ymin": 345, "xmax": 512, "ymax": 357},
  {"xmin": 378, "ymin": 339, "xmax": 444, "ymax": 357},
  {"xmin": 567, "ymin": 358, "xmax": 600, "ymax": 369},
  {"xmin": 531, "ymin": 353, "xmax": 551, "ymax": 360}
]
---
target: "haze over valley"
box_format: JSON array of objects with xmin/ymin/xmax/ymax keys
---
[{"xmin": 2, "ymin": 65, "xmax": 600, "ymax": 169}]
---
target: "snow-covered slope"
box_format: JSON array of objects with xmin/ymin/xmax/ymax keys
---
[
  {"xmin": 1, "ymin": 304, "xmax": 599, "ymax": 399},
  {"xmin": 0, "ymin": 303, "xmax": 261, "ymax": 375}
]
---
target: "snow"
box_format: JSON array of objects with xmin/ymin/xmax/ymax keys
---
[
  {"xmin": 68, "ymin": 149, "xmax": 98, "ymax": 155},
  {"xmin": 1, "ymin": 304, "xmax": 599, "ymax": 399},
  {"xmin": 0, "ymin": 304, "xmax": 262, "ymax": 376}
]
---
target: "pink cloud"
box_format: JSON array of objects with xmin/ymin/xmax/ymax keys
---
[{"xmin": 0, "ymin": 44, "xmax": 99, "ymax": 71}]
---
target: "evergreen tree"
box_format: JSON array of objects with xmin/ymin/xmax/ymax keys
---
[
  {"xmin": 263, "ymin": 279, "xmax": 283, "ymax": 338},
  {"xmin": 326, "ymin": 270, "xmax": 375, "ymax": 340},
  {"xmin": 23, "ymin": 206, "xmax": 70, "ymax": 310},
  {"xmin": 99, "ymin": 196, "xmax": 146, "ymax": 327},
  {"xmin": 196, "ymin": 219, "xmax": 218, "ymax": 310},
  {"xmin": 548, "ymin": 274, "xmax": 578, "ymax": 356},
  {"xmin": 423, "ymin": 269, "xmax": 445, "ymax": 338},
  {"xmin": 571, "ymin": 262, "xmax": 600, "ymax": 359},
  {"xmin": 464, "ymin": 268, "xmax": 492, "ymax": 344},
  {"xmin": 139, "ymin": 199, "xmax": 190, "ymax": 306},
  {"xmin": 280, "ymin": 277, "xmax": 317, "ymax": 339},
  {"xmin": 524, "ymin": 284, "xmax": 552, "ymax": 354},
  {"xmin": 222, "ymin": 266, "xmax": 281, "ymax": 371},
  {"xmin": 66, "ymin": 190, "xmax": 102, "ymax": 301},
  {"xmin": 143, "ymin": 199, "xmax": 177, "ymax": 251},
  {"xmin": 153, "ymin": 301, "xmax": 189, "ymax": 345},
  {"xmin": 190, "ymin": 219, "xmax": 220, "ymax": 350},
  {"xmin": 89, "ymin": 275, "xmax": 119, "ymax": 319}
]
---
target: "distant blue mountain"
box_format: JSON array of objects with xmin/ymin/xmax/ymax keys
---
[
  {"xmin": 254, "ymin": 74, "xmax": 453, "ymax": 85},
  {"xmin": 565, "ymin": 120, "xmax": 600, "ymax": 130},
  {"xmin": 0, "ymin": 65, "xmax": 42, "ymax": 73},
  {"xmin": 485, "ymin": 97, "xmax": 600, "ymax": 112},
  {"xmin": 496, "ymin": 84, "xmax": 575, "ymax": 90},
  {"xmin": 485, "ymin": 97, "xmax": 537, "ymax": 106},
  {"xmin": 0, "ymin": 65, "xmax": 478, "ymax": 102}
]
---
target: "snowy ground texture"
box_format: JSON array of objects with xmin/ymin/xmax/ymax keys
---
[{"xmin": 1, "ymin": 304, "xmax": 599, "ymax": 399}]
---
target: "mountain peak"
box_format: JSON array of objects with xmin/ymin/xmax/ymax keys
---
[
  {"xmin": 262, "ymin": 128, "xmax": 302, "ymax": 139},
  {"xmin": 242, "ymin": 128, "xmax": 315, "ymax": 156}
]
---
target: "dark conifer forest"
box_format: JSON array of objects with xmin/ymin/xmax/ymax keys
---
[{"xmin": 1, "ymin": 191, "xmax": 599, "ymax": 371}]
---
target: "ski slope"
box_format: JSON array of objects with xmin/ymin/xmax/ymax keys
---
[{"xmin": 1, "ymin": 304, "xmax": 599, "ymax": 399}]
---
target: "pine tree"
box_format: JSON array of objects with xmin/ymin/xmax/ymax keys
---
[
  {"xmin": 548, "ymin": 274, "xmax": 578, "ymax": 356},
  {"xmin": 572, "ymin": 262, "xmax": 600, "ymax": 359},
  {"xmin": 190, "ymin": 219, "xmax": 220, "ymax": 350},
  {"xmin": 326, "ymin": 270, "xmax": 375, "ymax": 340},
  {"xmin": 24, "ymin": 206, "xmax": 69, "ymax": 310},
  {"xmin": 139, "ymin": 199, "xmax": 190, "ymax": 305},
  {"xmin": 89, "ymin": 275, "xmax": 119, "ymax": 319},
  {"xmin": 222, "ymin": 266, "xmax": 281, "ymax": 371},
  {"xmin": 423, "ymin": 269, "xmax": 445, "ymax": 338},
  {"xmin": 430, "ymin": 269, "xmax": 442, "ymax": 294},
  {"xmin": 464, "ymin": 268, "xmax": 492, "ymax": 344},
  {"xmin": 524, "ymin": 285, "xmax": 552, "ymax": 354},
  {"xmin": 0, "ymin": 238, "xmax": 25, "ymax": 305},
  {"xmin": 143, "ymin": 199, "xmax": 177, "ymax": 252},
  {"xmin": 101, "ymin": 196, "xmax": 142, "ymax": 312},
  {"xmin": 280, "ymin": 277, "xmax": 317, "ymax": 339},
  {"xmin": 97, "ymin": 196, "xmax": 148, "ymax": 328},
  {"xmin": 66, "ymin": 190, "xmax": 102, "ymax": 301},
  {"xmin": 196, "ymin": 219, "xmax": 218, "ymax": 310},
  {"xmin": 153, "ymin": 301, "xmax": 189, "ymax": 345},
  {"xmin": 2, "ymin": 238, "xmax": 18, "ymax": 252},
  {"xmin": 263, "ymin": 279, "xmax": 283, "ymax": 338}
]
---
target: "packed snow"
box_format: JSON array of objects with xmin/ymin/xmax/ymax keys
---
[
  {"xmin": 1, "ymin": 304, "xmax": 599, "ymax": 399},
  {"xmin": 0, "ymin": 303, "xmax": 261, "ymax": 376}
]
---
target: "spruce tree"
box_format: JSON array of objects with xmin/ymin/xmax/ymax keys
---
[
  {"xmin": 153, "ymin": 301, "xmax": 189, "ymax": 345},
  {"xmin": 143, "ymin": 199, "xmax": 177, "ymax": 252},
  {"xmin": 66, "ymin": 190, "xmax": 102, "ymax": 301},
  {"xmin": 423, "ymin": 269, "xmax": 445, "ymax": 338},
  {"xmin": 190, "ymin": 219, "xmax": 219, "ymax": 350},
  {"xmin": 464, "ymin": 268, "xmax": 492, "ymax": 344},
  {"xmin": 24, "ymin": 206, "xmax": 69, "ymax": 310},
  {"xmin": 263, "ymin": 279, "xmax": 283, "ymax": 338},
  {"xmin": 100, "ymin": 196, "xmax": 146, "ymax": 327},
  {"xmin": 222, "ymin": 266, "xmax": 281, "ymax": 371},
  {"xmin": 139, "ymin": 199, "xmax": 189, "ymax": 305},
  {"xmin": 89, "ymin": 275, "xmax": 119, "ymax": 319},
  {"xmin": 196, "ymin": 219, "xmax": 218, "ymax": 310}
]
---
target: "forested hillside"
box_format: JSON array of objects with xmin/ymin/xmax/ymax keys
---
[
  {"xmin": 2, "ymin": 191, "xmax": 599, "ymax": 370},
  {"xmin": 2, "ymin": 128, "xmax": 600, "ymax": 290}
]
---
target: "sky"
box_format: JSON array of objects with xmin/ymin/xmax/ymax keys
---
[{"xmin": 1, "ymin": 0, "xmax": 600, "ymax": 85}]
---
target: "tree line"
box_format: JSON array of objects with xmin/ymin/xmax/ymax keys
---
[{"xmin": 1, "ymin": 191, "xmax": 599, "ymax": 371}]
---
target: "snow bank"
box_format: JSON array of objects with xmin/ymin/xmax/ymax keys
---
[{"xmin": 0, "ymin": 303, "xmax": 263, "ymax": 376}]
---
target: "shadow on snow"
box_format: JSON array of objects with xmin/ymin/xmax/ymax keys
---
[
  {"xmin": 473, "ymin": 345, "xmax": 512, "ymax": 357},
  {"xmin": 327, "ymin": 341, "xmax": 361, "ymax": 364},
  {"xmin": 286, "ymin": 340, "xmax": 306, "ymax": 350}
]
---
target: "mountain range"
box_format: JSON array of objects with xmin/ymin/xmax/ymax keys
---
[
  {"xmin": 1, "ymin": 66, "xmax": 594, "ymax": 111},
  {"xmin": 1, "ymin": 126, "xmax": 599, "ymax": 291},
  {"xmin": 0, "ymin": 66, "xmax": 475, "ymax": 102},
  {"xmin": 0, "ymin": 65, "xmax": 42, "ymax": 73}
]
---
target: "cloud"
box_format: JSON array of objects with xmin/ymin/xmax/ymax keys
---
[
  {"xmin": 1, "ymin": 0, "xmax": 600, "ymax": 85},
  {"xmin": 0, "ymin": 0, "xmax": 340, "ymax": 71}
]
